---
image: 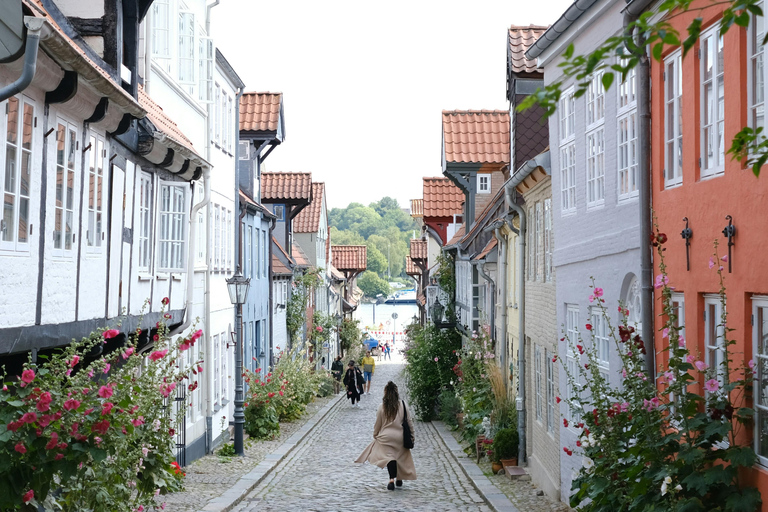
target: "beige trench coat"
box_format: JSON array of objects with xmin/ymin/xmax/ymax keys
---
[{"xmin": 355, "ymin": 401, "xmax": 417, "ymax": 480}]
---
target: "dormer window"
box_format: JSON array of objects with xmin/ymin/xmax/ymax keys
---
[{"xmin": 477, "ymin": 174, "xmax": 490, "ymax": 194}]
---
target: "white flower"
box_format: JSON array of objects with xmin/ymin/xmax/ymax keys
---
[
  {"xmin": 661, "ymin": 481, "xmax": 668, "ymax": 496},
  {"xmin": 582, "ymin": 457, "xmax": 594, "ymax": 473},
  {"xmin": 450, "ymin": 380, "xmax": 454, "ymax": 386},
  {"xmin": 674, "ymin": 484, "xmax": 682, "ymax": 492},
  {"xmin": 664, "ymin": 476, "xmax": 672, "ymax": 484},
  {"xmin": 580, "ymin": 435, "xmax": 590, "ymax": 448}
]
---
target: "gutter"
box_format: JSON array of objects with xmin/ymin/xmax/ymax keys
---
[
  {"xmin": 525, "ymin": 0, "xmax": 600, "ymax": 60},
  {"xmin": 0, "ymin": 17, "xmax": 46, "ymax": 103},
  {"xmin": 623, "ymin": 0, "xmax": 655, "ymax": 376}
]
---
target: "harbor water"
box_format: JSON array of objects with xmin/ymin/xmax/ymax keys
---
[{"xmin": 354, "ymin": 302, "xmax": 419, "ymax": 344}]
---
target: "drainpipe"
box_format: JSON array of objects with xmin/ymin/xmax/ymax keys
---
[
  {"xmin": 624, "ymin": 0, "xmax": 654, "ymax": 376},
  {"xmin": 505, "ymin": 188, "xmax": 526, "ymax": 466},
  {"xmin": 0, "ymin": 18, "xmax": 45, "ymax": 103},
  {"xmin": 494, "ymin": 225, "xmax": 508, "ymax": 386},
  {"xmin": 478, "ymin": 262, "xmax": 495, "ymax": 348},
  {"xmin": 268, "ymin": 215, "xmax": 276, "ymax": 368}
]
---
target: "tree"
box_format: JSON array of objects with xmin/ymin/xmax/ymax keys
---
[
  {"xmin": 519, "ymin": 0, "xmax": 767, "ymax": 176},
  {"xmin": 356, "ymin": 270, "xmax": 391, "ymax": 298},
  {"xmin": 366, "ymin": 243, "xmax": 388, "ymax": 276},
  {"xmin": 329, "ymin": 227, "xmax": 365, "ymax": 246}
]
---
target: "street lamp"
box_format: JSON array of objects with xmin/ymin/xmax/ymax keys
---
[{"xmin": 226, "ymin": 266, "xmax": 250, "ymax": 457}]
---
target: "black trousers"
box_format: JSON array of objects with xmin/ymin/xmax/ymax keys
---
[{"xmin": 387, "ymin": 460, "xmax": 397, "ymax": 479}]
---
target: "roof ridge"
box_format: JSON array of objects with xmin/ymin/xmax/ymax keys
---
[{"xmin": 442, "ymin": 109, "xmax": 509, "ymax": 115}]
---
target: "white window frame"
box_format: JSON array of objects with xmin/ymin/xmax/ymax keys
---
[
  {"xmin": 700, "ymin": 28, "xmax": 725, "ymax": 178},
  {"xmin": 586, "ymin": 71, "xmax": 605, "ymax": 128},
  {"xmin": 586, "ymin": 128, "xmax": 605, "ymax": 208},
  {"xmin": 177, "ymin": 10, "xmax": 196, "ymax": 91},
  {"xmin": 665, "ymin": 50, "xmax": 684, "ymax": 188},
  {"xmin": 546, "ymin": 348, "xmax": 555, "ymax": 434},
  {"xmin": 227, "ymin": 209, "xmax": 232, "ymax": 271},
  {"xmin": 535, "ymin": 202, "xmax": 543, "ymax": 281},
  {"xmin": 1, "ymin": 96, "xmax": 35, "ymax": 252},
  {"xmin": 52, "ymin": 117, "xmax": 79, "ymax": 257},
  {"xmin": 158, "ymin": 182, "xmax": 187, "ymax": 272},
  {"xmin": 618, "ymin": 57, "xmax": 637, "ymax": 110},
  {"xmin": 85, "ymin": 133, "xmax": 107, "ymax": 253},
  {"xmin": 749, "ymin": 3, "xmax": 766, "ymax": 140},
  {"xmin": 213, "ymin": 333, "xmax": 220, "ymax": 406},
  {"xmin": 544, "ymin": 198, "xmax": 553, "ymax": 282},
  {"xmin": 213, "ymin": 204, "xmax": 220, "ymax": 270},
  {"xmin": 566, "ymin": 304, "xmax": 581, "ymax": 426},
  {"xmin": 559, "ymin": 87, "xmax": 576, "ymax": 143},
  {"xmin": 753, "ymin": 296, "xmax": 768, "ymax": 466},
  {"xmin": 477, "ymin": 174, "xmax": 490, "ymax": 194},
  {"xmin": 220, "ymin": 330, "xmax": 227, "ymax": 401},
  {"xmin": 262, "ymin": 230, "xmax": 267, "ymax": 278},
  {"xmin": 137, "ymin": 172, "xmax": 154, "ymax": 272},
  {"xmin": 151, "ymin": 0, "xmax": 171, "ymax": 73},
  {"xmin": 560, "ymin": 143, "xmax": 576, "ymax": 214},
  {"xmin": 704, "ymin": 294, "xmax": 726, "ymax": 390},
  {"xmin": 198, "ymin": 36, "xmax": 214, "ymax": 104},
  {"xmin": 591, "ymin": 308, "xmax": 610, "ymax": 382},
  {"xmin": 535, "ymin": 344, "xmax": 543, "ymax": 422}
]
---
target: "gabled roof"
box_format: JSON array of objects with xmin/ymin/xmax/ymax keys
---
[
  {"xmin": 329, "ymin": 264, "xmax": 345, "ymax": 281},
  {"xmin": 273, "ymin": 236, "xmax": 295, "ymax": 264},
  {"xmin": 294, "ymin": 183, "xmax": 325, "ymax": 233},
  {"xmin": 473, "ymin": 236, "xmax": 498, "ymax": 260},
  {"xmin": 406, "ymin": 256, "xmax": 421, "ymax": 276},
  {"xmin": 272, "ymin": 253, "xmax": 292, "ymax": 276},
  {"xmin": 331, "ymin": 246, "xmax": 367, "ymax": 272},
  {"xmin": 410, "ymin": 239, "xmax": 428, "ymax": 261},
  {"xmin": 292, "ymin": 243, "xmax": 310, "ymax": 267},
  {"xmin": 239, "ymin": 190, "xmax": 275, "ymax": 218},
  {"xmin": 508, "ymin": 25, "xmax": 548, "ymax": 76},
  {"xmin": 442, "ymin": 110, "xmax": 510, "ymax": 165},
  {"xmin": 423, "ymin": 177, "xmax": 464, "ymax": 217},
  {"xmin": 445, "ymin": 226, "xmax": 466, "ymax": 248},
  {"xmin": 138, "ymin": 85, "xmax": 196, "ymax": 154},
  {"xmin": 261, "ymin": 172, "xmax": 312, "ymax": 202},
  {"xmin": 410, "ymin": 199, "xmax": 423, "ymax": 218},
  {"xmin": 240, "ymin": 92, "xmax": 283, "ymax": 134}
]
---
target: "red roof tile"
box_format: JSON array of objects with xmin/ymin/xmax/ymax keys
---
[
  {"xmin": 331, "ymin": 246, "xmax": 367, "ymax": 272},
  {"xmin": 406, "ymin": 256, "xmax": 421, "ymax": 276},
  {"xmin": 410, "ymin": 199, "xmax": 423, "ymax": 218},
  {"xmin": 445, "ymin": 226, "xmax": 465, "ymax": 247},
  {"xmin": 261, "ymin": 172, "xmax": 312, "ymax": 202},
  {"xmin": 272, "ymin": 253, "xmax": 292, "ymax": 275},
  {"xmin": 239, "ymin": 190, "xmax": 274, "ymax": 217},
  {"xmin": 329, "ymin": 264, "xmax": 345, "ymax": 280},
  {"xmin": 423, "ymin": 177, "xmax": 464, "ymax": 217},
  {"xmin": 474, "ymin": 236, "xmax": 498, "ymax": 260},
  {"xmin": 508, "ymin": 25, "xmax": 548, "ymax": 75},
  {"xmin": 294, "ymin": 183, "xmax": 325, "ymax": 233},
  {"xmin": 442, "ymin": 110, "xmax": 510, "ymax": 165},
  {"xmin": 410, "ymin": 240, "xmax": 427, "ymax": 261},
  {"xmin": 138, "ymin": 85, "xmax": 196, "ymax": 153},
  {"xmin": 240, "ymin": 92, "xmax": 282, "ymax": 132},
  {"xmin": 292, "ymin": 242, "xmax": 310, "ymax": 267}
]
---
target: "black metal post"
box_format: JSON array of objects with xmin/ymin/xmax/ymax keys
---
[{"xmin": 234, "ymin": 302, "xmax": 245, "ymax": 456}]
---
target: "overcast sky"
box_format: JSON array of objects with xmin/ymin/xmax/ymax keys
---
[{"xmin": 211, "ymin": 0, "xmax": 573, "ymax": 210}]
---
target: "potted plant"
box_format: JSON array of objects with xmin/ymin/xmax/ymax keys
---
[{"xmin": 492, "ymin": 427, "xmax": 519, "ymax": 467}]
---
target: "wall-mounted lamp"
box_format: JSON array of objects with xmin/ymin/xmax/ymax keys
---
[
  {"xmin": 680, "ymin": 217, "xmax": 693, "ymax": 271},
  {"xmin": 722, "ymin": 215, "xmax": 735, "ymax": 273}
]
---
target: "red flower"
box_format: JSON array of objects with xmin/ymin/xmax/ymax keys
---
[
  {"xmin": 576, "ymin": 345, "xmax": 584, "ymax": 354},
  {"xmin": 576, "ymin": 440, "xmax": 582, "ymax": 447},
  {"xmin": 585, "ymin": 323, "xmax": 592, "ymax": 331},
  {"xmin": 149, "ymin": 349, "xmax": 168, "ymax": 361},
  {"xmin": 268, "ymin": 392, "xmax": 275, "ymax": 398},
  {"xmin": 97, "ymin": 386, "xmax": 113, "ymax": 399},
  {"xmin": 103, "ymin": 329, "xmax": 120, "ymax": 339},
  {"xmin": 20, "ymin": 369, "xmax": 35, "ymax": 384},
  {"xmin": 22, "ymin": 489, "xmax": 33, "ymax": 504},
  {"xmin": 563, "ymin": 418, "xmax": 569, "ymax": 427},
  {"xmin": 555, "ymin": 396, "xmax": 561, "ymax": 404},
  {"xmin": 169, "ymin": 428, "xmax": 175, "ymax": 437},
  {"xmin": 20, "ymin": 412, "xmax": 37, "ymax": 424},
  {"xmin": 36, "ymin": 392, "xmax": 52, "ymax": 413},
  {"xmin": 101, "ymin": 402, "xmax": 114, "ymax": 416},
  {"xmin": 69, "ymin": 355, "xmax": 80, "ymax": 367},
  {"xmin": 585, "ymin": 364, "xmax": 590, "ymax": 370},
  {"xmin": 161, "ymin": 297, "xmax": 170, "ymax": 305},
  {"xmin": 15, "ymin": 442, "xmax": 26, "ymax": 454},
  {"xmin": 54, "ymin": 453, "xmax": 64, "ymax": 460},
  {"xmin": 45, "ymin": 432, "xmax": 59, "ymax": 450},
  {"xmin": 91, "ymin": 419, "xmax": 110, "ymax": 435},
  {"xmin": 551, "ymin": 356, "xmax": 557, "ymax": 363}
]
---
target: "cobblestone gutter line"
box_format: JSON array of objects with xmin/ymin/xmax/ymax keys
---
[
  {"xmin": 431, "ymin": 421, "xmax": 520, "ymax": 512},
  {"xmin": 195, "ymin": 393, "xmax": 344, "ymax": 512}
]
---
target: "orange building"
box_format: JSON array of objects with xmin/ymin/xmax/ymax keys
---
[{"xmin": 651, "ymin": 1, "xmax": 768, "ymax": 501}]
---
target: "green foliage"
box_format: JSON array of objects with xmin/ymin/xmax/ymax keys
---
[
  {"xmin": 218, "ymin": 442, "xmax": 236, "ymax": 457},
  {"xmin": 244, "ymin": 403, "xmax": 279, "ymax": 440},
  {"xmin": 366, "ymin": 244, "xmax": 388, "ymax": 275},
  {"xmin": 438, "ymin": 389, "xmax": 463, "ymax": 427},
  {"xmin": 491, "ymin": 428, "xmax": 519, "ymax": 462},
  {"xmin": 286, "ymin": 269, "xmax": 322, "ymax": 345},
  {"xmin": 316, "ymin": 374, "xmax": 335, "ymax": 397},
  {"xmin": 329, "ymin": 227, "xmax": 365, "ymax": 246},
  {"xmin": 564, "ymin": 234, "xmax": 760, "ymax": 512},
  {"xmin": 402, "ymin": 324, "xmax": 462, "ymax": 421},
  {"xmin": 452, "ymin": 330, "xmax": 497, "ymax": 444},
  {"xmin": 356, "ymin": 270, "xmax": 391, "ymax": 298},
  {"xmin": 338, "ymin": 318, "xmax": 363, "ymax": 355}
]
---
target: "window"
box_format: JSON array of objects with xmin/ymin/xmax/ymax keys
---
[
  {"xmin": 239, "ymin": 140, "xmax": 250, "ymax": 160},
  {"xmin": 53, "ymin": 120, "xmax": 78, "ymax": 254},
  {"xmin": 586, "ymin": 129, "xmax": 605, "ymax": 207},
  {"xmin": 546, "ymin": 348, "xmax": 555, "ymax": 434},
  {"xmin": 220, "ymin": 331, "xmax": 227, "ymax": 401},
  {"xmin": 195, "ymin": 185, "xmax": 205, "ymax": 265},
  {"xmin": 2, "ymin": 96, "xmax": 34, "ymax": 250},
  {"xmin": 700, "ymin": 29, "xmax": 725, "ymax": 177},
  {"xmin": 544, "ymin": 198, "xmax": 552, "ymax": 282},
  {"xmin": 704, "ymin": 295, "xmax": 726, "ymax": 390},
  {"xmin": 527, "ymin": 206, "xmax": 534, "ymax": 281},
  {"xmin": 198, "ymin": 36, "xmax": 213, "ymax": 103},
  {"xmin": 535, "ymin": 345, "xmax": 543, "ymax": 422},
  {"xmin": 591, "ymin": 309, "xmax": 610, "ymax": 382},
  {"xmin": 477, "ymin": 174, "xmax": 490, "ymax": 194},
  {"xmin": 753, "ymin": 296, "xmax": 768, "ymax": 464},
  {"xmin": 151, "ymin": 0, "xmax": 171, "ymax": 72},
  {"xmin": 559, "ymin": 87, "xmax": 576, "ymax": 141},
  {"xmin": 213, "ymin": 205, "xmax": 220, "ymax": 270},
  {"xmin": 227, "ymin": 209, "xmax": 232, "ymax": 271},
  {"xmin": 214, "ymin": 84, "xmax": 221, "ymax": 144},
  {"xmin": 261, "ymin": 230, "xmax": 267, "ymax": 278},
  {"xmin": 566, "ymin": 304, "xmax": 581, "ymax": 424},
  {"xmin": 749, "ymin": 3, "xmax": 765, "ymax": 136},
  {"xmin": 586, "ymin": 71, "xmax": 605, "ymax": 127},
  {"xmin": 159, "ymin": 183, "xmax": 186, "ymax": 271},
  {"xmin": 618, "ymin": 58, "xmax": 636, "ymax": 109},
  {"xmin": 535, "ymin": 202, "xmax": 543, "ymax": 281},
  {"xmin": 228, "ymin": 97, "xmax": 234, "ymax": 152},
  {"xmin": 220, "ymin": 90, "xmax": 228, "ymax": 150},
  {"xmin": 560, "ymin": 144, "xmax": 576, "ymax": 213},
  {"xmin": 137, "ymin": 173, "xmax": 153, "ymax": 271},
  {"xmin": 178, "ymin": 10, "xmax": 196, "ymax": 90},
  {"xmin": 618, "ymin": 112, "xmax": 638, "ymax": 199},
  {"xmin": 670, "ymin": 292, "xmax": 686, "ymax": 348},
  {"xmin": 665, "ymin": 51, "xmax": 683, "ymax": 187},
  {"xmin": 86, "ymin": 134, "xmax": 106, "ymax": 251},
  {"xmin": 274, "ymin": 204, "xmax": 284, "ymax": 221}
]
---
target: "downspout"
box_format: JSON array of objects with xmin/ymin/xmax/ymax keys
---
[
  {"xmin": 478, "ymin": 262, "xmax": 496, "ymax": 349},
  {"xmin": 624, "ymin": 0, "xmax": 654, "ymax": 376},
  {"xmin": 506, "ymin": 187, "xmax": 526, "ymax": 466},
  {"xmin": 268, "ymin": 216, "xmax": 276, "ymax": 368},
  {"xmin": 0, "ymin": 18, "xmax": 45, "ymax": 103},
  {"xmin": 494, "ymin": 225, "xmax": 508, "ymax": 386}
]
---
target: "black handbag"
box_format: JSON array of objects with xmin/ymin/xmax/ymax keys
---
[{"xmin": 402, "ymin": 400, "xmax": 414, "ymax": 449}]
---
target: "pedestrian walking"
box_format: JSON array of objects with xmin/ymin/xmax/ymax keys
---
[
  {"xmin": 361, "ymin": 350, "xmax": 376, "ymax": 394},
  {"xmin": 377, "ymin": 343, "xmax": 383, "ymax": 361},
  {"xmin": 331, "ymin": 355, "xmax": 344, "ymax": 394},
  {"xmin": 385, "ymin": 342, "xmax": 392, "ymax": 360},
  {"xmin": 355, "ymin": 381, "xmax": 416, "ymax": 490},
  {"xmin": 343, "ymin": 361, "xmax": 364, "ymax": 407}
]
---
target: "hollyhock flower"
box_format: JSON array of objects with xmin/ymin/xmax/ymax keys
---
[
  {"xmin": 434, "ymin": 357, "xmax": 439, "ymax": 362},
  {"xmin": 594, "ymin": 287, "xmax": 603, "ymax": 298},
  {"xmin": 679, "ymin": 336, "xmax": 686, "ymax": 347},
  {"xmin": 686, "ymin": 354, "xmax": 695, "ymax": 364},
  {"xmin": 104, "ymin": 363, "xmax": 111, "ymax": 374},
  {"xmin": 88, "ymin": 370, "xmax": 94, "ymax": 378},
  {"xmin": 55, "ymin": 453, "xmax": 64, "ymax": 460},
  {"xmin": 45, "ymin": 432, "xmax": 60, "ymax": 450},
  {"xmin": 664, "ymin": 371, "xmax": 676, "ymax": 383},
  {"xmin": 620, "ymin": 402, "xmax": 630, "ymax": 412},
  {"xmin": 101, "ymin": 402, "xmax": 114, "ymax": 415},
  {"xmin": 15, "ymin": 442, "xmax": 26, "ymax": 454},
  {"xmin": 69, "ymin": 355, "xmax": 80, "ymax": 367},
  {"xmin": 315, "ymin": 326, "xmax": 323, "ymax": 332},
  {"xmin": 191, "ymin": 329, "xmax": 203, "ymax": 342},
  {"xmin": 589, "ymin": 294, "xmax": 595, "ymax": 303},
  {"xmin": 268, "ymin": 392, "xmax": 275, "ymax": 398},
  {"xmin": 94, "ymin": 436, "xmax": 102, "ymax": 445},
  {"xmin": 65, "ymin": 369, "xmax": 72, "ymax": 377},
  {"xmin": 749, "ymin": 359, "xmax": 756, "ymax": 370},
  {"xmin": 278, "ymin": 390, "xmax": 284, "ymax": 396},
  {"xmin": 179, "ymin": 341, "xmax": 190, "ymax": 352},
  {"xmin": 556, "ymin": 396, "xmax": 561, "ymax": 403},
  {"xmin": 20, "ymin": 412, "xmax": 37, "ymax": 424},
  {"xmin": 662, "ymin": 328, "xmax": 669, "ymax": 339},
  {"xmin": 98, "ymin": 386, "xmax": 113, "ymax": 399},
  {"xmin": 552, "ymin": 356, "xmax": 557, "ymax": 363},
  {"xmin": 92, "ymin": 419, "xmax": 110, "ymax": 435},
  {"xmin": 705, "ymin": 379, "xmax": 720, "ymax": 393},
  {"xmin": 153, "ymin": 419, "xmax": 161, "ymax": 431},
  {"xmin": 123, "ymin": 347, "xmax": 135, "ymax": 359},
  {"xmin": 103, "ymin": 329, "xmax": 120, "ymax": 339},
  {"xmin": 20, "ymin": 369, "xmax": 35, "ymax": 385},
  {"xmin": 36, "ymin": 392, "xmax": 52, "ymax": 413},
  {"xmin": 585, "ymin": 323, "xmax": 592, "ymax": 331},
  {"xmin": 654, "ymin": 274, "xmax": 669, "ymax": 289},
  {"xmin": 149, "ymin": 349, "xmax": 168, "ymax": 361},
  {"xmin": 152, "ymin": 334, "xmax": 159, "ymax": 341},
  {"xmin": 161, "ymin": 297, "xmax": 169, "ymax": 305},
  {"xmin": 23, "ymin": 489, "xmax": 33, "ymax": 504},
  {"xmin": 694, "ymin": 360, "xmax": 708, "ymax": 371},
  {"xmin": 721, "ymin": 255, "xmax": 728, "ymax": 262},
  {"xmin": 622, "ymin": 368, "xmax": 627, "ymax": 378},
  {"xmin": 577, "ymin": 344, "xmax": 584, "ymax": 354},
  {"xmin": 563, "ymin": 418, "xmax": 569, "ymax": 427},
  {"xmin": 709, "ymin": 257, "xmax": 715, "ymax": 269}
]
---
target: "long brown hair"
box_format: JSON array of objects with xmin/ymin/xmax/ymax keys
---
[{"xmin": 383, "ymin": 381, "xmax": 400, "ymax": 421}]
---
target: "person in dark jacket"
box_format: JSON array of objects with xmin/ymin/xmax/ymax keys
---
[
  {"xmin": 331, "ymin": 355, "xmax": 344, "ymax": 394},
  {"xmin": 343, "ymin": 360, "xmax": 364, "ymax": 407}
]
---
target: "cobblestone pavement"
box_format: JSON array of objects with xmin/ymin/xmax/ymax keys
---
[
  {"xmin": 160, "ymin": 393, "xmax": 337, "ymax": 512},
  {"xmin": 232, "ymin": 359, "xmax": 494, "ymax": 512}
]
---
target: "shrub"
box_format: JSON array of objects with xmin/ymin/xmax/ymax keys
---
[
  {"xmin": 438, "ymin": 389, "xmax": 462, "ymax": 427},
  {"xmin": 491, "ymin": 427, "xmax": 519, "ymax": 462},
  {"xmin": 316, "ymin": 374, "xmax": 335, "ymax": 397},
  {"xmin": 244, "ymin": 403, "xmax": 279, "ymax": 440}
]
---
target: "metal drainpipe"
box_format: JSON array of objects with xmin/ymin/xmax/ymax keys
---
[
  {"xmin": 624, "ymin": 2, "xmax": 654, "ymax": 377},
  {"xmin": 494, "ymin": 226, "xmax": 508, "ymax": 386},
  {"xmin": 0, "ymin": 18, "xmax": 45, "ymax": 103},
  {"xmin": 506, "ymin": 195, "xmax": 526, "ymax": 466},
  {"xmin": 478, "ymin": 262, "xmax": 495, "ymax": 348}
]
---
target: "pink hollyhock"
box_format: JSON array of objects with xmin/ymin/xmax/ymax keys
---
[
  {"xmin": 694, "ymin": 360, "xmax": 708, "ymax": 371},
  {"xmin": 69, "ymin": 355, "xmax": 80, "ymax": 367},
  {"xmin": 122, "ymin": 347, "xmax": 135, "ymax": 359},
  {"xmin": 749, "ymin": 359, "xmax": 756, "ymax": 370},
  {"xmin": 191, "ymin": 329, "xmax": 203, "ymax": 342},
  {"xmin": 709, "ymin": 257, "xmax": 715, "ymax": 269},
  {"xmin": 434, "ymin": 357, "xmax": 439, "ymax": 362},
  {"xmin": 45, "ymin": 432, "xmax": 59, "ymax": 450},
  {"xmin": 54, "ymin": 453, "xmax": 64, "ymax": 460},
  {"xmin": 22, "ymin": 489, "xmax": 33, "ymax": 504},
  {"xmin": 721, "ymin": 254, "xmax": 728, "ymax": 262},
  {"xmin": 268, "ymin": 392, "xmax": 275, "ymax": 398},
  {"xmin": 20, "ymin": 412, "xmax": 37, "ymax": 424},
  {"xmin": 704, "ymin": 379, "xmax": 720, "ymax": 393},
  {"xmin": 662, "ymin": 328, "xmax": 669, "ymax": 339},
  {"xmin": 178, "ymin": 341, "xmax": 190, "ymax": 352},
  {"xmin": 101, "ymin": 402, "xmax": 114, "ymax": 416},
  {"xmin": 20, "ymin": 369, "xmax": 35, "ymax": 385},
  {"xmin": 98, "ymin": 385, "xmax": 113, "ymax": 399},
  {"xmin": 654, "ymin": 274, "xmax": 669, "ymax": 289},
  {"xmin": 91, "ymin": 419, "xmax": 110, "ymax": 435},
  {"xmin": 103, "ymin": 329, "xmax": 120, "ymax": 339},
  {"xmin": 278, "ymin": 390, "xmax": 284, "ymax": 396},
  {"xmin": 315, "ymin": 326, "xmax": 323, "ymax": 332},
  {"xmin": 132, "ymin": 416, "xmax": 145, "ymax": 427},
  {"xmin": 686, "ymin": 354, "xmax": 695, "ymax": 364},
  {"xmin": 149, "ymin": 349, "xmax": 168, "ymax": 361},
  {"xmin": 594, "ymin": 287, "xmax": 603, "ymax": 298},
  {"xmin": 103, "ymin": 363, "xmax": 111, "ymax": 374},
  {"xmin": 36, "ymin": 392, "xmax": 52, "ymax": 413},
  {"xmin": 83, "ymin": 408, "xmax": 94, "ymax": 415},
  {"xmin": 14, "ymin": 442, "xmax": 26, "ymax": 454},
  {"xmin": 6, "ymin": 420, "xmax": 22, "ymax": 432}
]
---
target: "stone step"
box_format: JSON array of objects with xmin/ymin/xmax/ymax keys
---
[{"xmin": 504, "ymin": 465, "xmax": 531, "ymax": 481}]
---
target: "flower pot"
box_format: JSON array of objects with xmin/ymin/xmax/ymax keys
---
[
  {"xmin": 491, "ymin": 461, "xmax": 504, "ymax": 474},
  {"xmin": 500, "ymin": 457, "xmax": 518, "ymax": 467}
]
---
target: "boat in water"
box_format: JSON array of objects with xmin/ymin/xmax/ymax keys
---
[{"xmin": 384, "ymin": 289, "xmax": 417, "ymax": 304}]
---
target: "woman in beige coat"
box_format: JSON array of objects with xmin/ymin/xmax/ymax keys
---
[{"xmin": 355, "ymin": 381, "xmax": 416, "ymax": 490}]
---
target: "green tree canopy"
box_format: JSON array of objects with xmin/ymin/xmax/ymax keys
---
[{"xmin": 356, "ymin": 270, "xmax": 391, "ymax": 298}]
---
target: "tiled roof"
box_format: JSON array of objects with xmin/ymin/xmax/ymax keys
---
[
  {"xmin": 406, "ymin": 256, "xmax": 421, "ymax": 276},
  {"xmin": 474, "ymin": 236, "xmax": 498, "ymax": 260},
  {"xmin": 273, "ymin": 237, "xmax": 295, "ymax": 264},
  {"xmin": 239, "ymin": 190, "xmax": 274, "ymax": 218},
  {"xmin": 272, "ymin": 253, "xmax": 292, "ymax": 275},
  {"xmin": 423, "ymin": 177, "xmax": 464, "ymax": 217},
  {"xmin": 461, "ymin": 187, "xmax": 506, "ymax": 246},
  {"xmin": 331, "ymin": 246, "xmax": 367, "ymax": 272},
  {"xmin": 410, "ymin": 199, "xmax": 423, "ymax": 218},
  {"xmin": 329, "ymin": 264, "xmax": 345, "ymax": 280},
  {"xmin": 417, "ymin": 294, "xmax": 426, "ymax": 306},
  {"xmin": 508, "ymin": 25, "xmax": 548, "ymax": 75},
  {"xmin": 294, "ymin": 183, "xmax": 325, "ymax": 233},
  {"xmin": 445, "ymin": 226, "xmax": 465, "ymax": 247},
  {"xmin": 240, "ymin": 92, "xmax": 282, "ymax": 132},
  {"xmin": 410, "ymin": 240, "xmax": 427, "ymax": 261},
  {"xmin": 138, "ymin": 85, "xmax": 196, "ymax": 154},
  {"xmin": 292, "ymin": 243, "xmax": 310, "ymax": 267},
  {"xmin": 442, "ymin": 110, "xmax": 510, "ymax": 165},
  {"xmin": 261, "ymin": 172, "xmax": 312, "ymax": 202}
]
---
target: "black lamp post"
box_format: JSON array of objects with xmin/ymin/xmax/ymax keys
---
[{"xmin": 226, "ymin": 267, "xmax": 250, "ymax": 457}]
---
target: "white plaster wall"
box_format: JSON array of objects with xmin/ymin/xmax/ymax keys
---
[{"xmin": 56, "ymin": 0, "xmax": 105, "ymax": 18}]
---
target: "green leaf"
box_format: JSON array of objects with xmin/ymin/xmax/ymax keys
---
[
  {"xmin": 564, "ymin": 43, "xmax": 575, "ymax": 59},
  {"xmin": 652, "ymin": 42, "xmax": 664, "ymax": 61},
  {"xmin": 724, "ymin": 446, "xmax": 757, "ymax": 467},
  {"xmin": 725, "ymin": 487, "xmax": 763, "ymax": 512},
  {"xmin": 601, "ymin": 72, "xmax": 615, "ymax": 91}
]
